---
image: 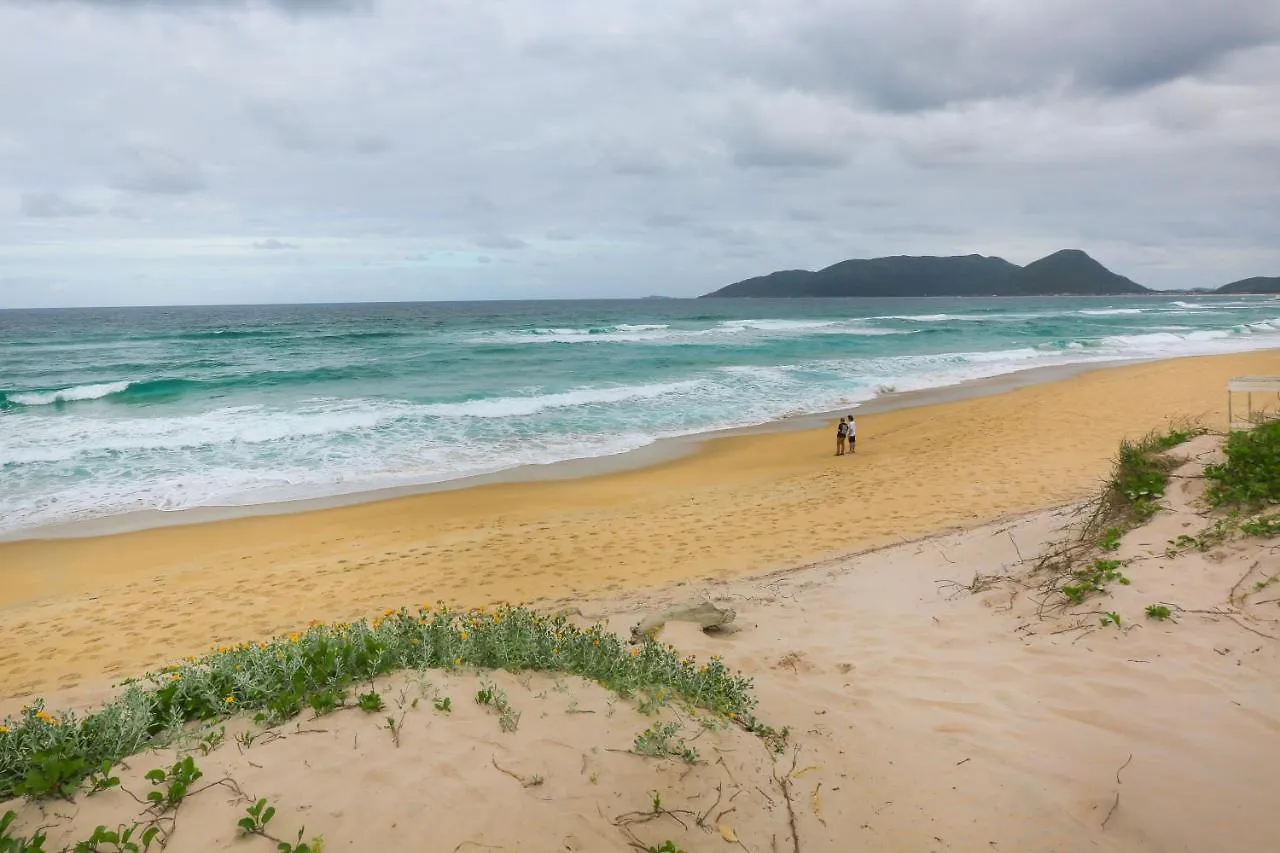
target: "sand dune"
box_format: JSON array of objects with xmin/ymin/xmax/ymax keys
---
[{"xmin": 4, "ymin": 433, "xmax": 1278, "ymax": 851}]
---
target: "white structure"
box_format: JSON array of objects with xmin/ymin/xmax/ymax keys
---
[{"xmin": 1227, "ymin": 376, "xmax": 1280, "ymax": 431}]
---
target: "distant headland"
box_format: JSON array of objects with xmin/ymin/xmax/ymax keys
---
[{"xmin": 700, "ymin": 249, "xmax": 1277, "ymax": 298}]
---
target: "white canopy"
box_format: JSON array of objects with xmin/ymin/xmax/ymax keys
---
[
  {"xmin": 1227, "ymin": 376, "xmax": 1280, "ymax": 394},
  {"xmin": 1228, "ymin": 376, "xmax": 1280, "ymax": 430}
]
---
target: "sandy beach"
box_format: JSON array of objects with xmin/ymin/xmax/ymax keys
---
[
  {"xmin": 2, "ymin": 349, "xmax": 1279, "ymax": 703},
  {"xmin": 4, "ymin": 428, "xmax": 1278, "ymax": 852}
]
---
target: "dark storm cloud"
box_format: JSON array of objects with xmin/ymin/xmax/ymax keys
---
[{"xmin": 20, "ymin": 192, "xmax": 97, "ymax": 218}]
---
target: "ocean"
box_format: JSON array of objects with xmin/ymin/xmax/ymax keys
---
[{"xmin": 2, "ymin": 295, "xmax": 1279, "ymax": 537}]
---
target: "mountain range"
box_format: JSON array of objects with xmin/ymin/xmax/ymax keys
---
[{"xmin": 700, "ymin": 249, "xmax": 1277, "ymax": 298}]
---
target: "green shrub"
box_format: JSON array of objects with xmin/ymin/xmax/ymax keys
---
[
  {"xmin": 1145, "ymin": 604, "xmax": 1172, "ymax": 621},
  {"xmin": 1241, "ymin": 514, "xmax": 1280, "ymax": 537},
  {"xmin": 1205, "ymin": 420, "xmax": 1280, "ymax": 508},
  {"xmin": 1103, "ymin": 426, "xmax": 1202, "ymax": 524},
  {"xmin": 0, "ymin": 605, "xmax": 761, "ymax": 801}
]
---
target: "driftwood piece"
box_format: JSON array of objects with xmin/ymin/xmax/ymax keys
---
[{"xmin": 630, "ymin": 600, "xmax": 738, "ymax": 643}]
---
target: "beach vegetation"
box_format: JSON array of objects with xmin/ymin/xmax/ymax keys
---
[
  {"xmin": 143, "ymin": 756, "xmax": 202, "ymax": 814},
  {"xmin": 632, "ymin": 721, "xmax": 699, "ymax": 764},
  {"xmin": 1031, "ymin": 424, "xmax": 1200, "ymax": 613},
  {"xmin": 1145, "ymin": 604, "xmax": 1172, "ymax": 621},
  {"xmin": 1205, "ymin": 419, "xmax": 1280, "ymax": 508},
  {"xmin": 1, "ymin": 605, "xmax": 762, "ymax": 804},
  {"xmin": 432, "ymin": 696, "xmax": 452, "ymax": 713},
  {"xmin": 1098, "ymin": 526, "xmax": 1124, "ymax": 552},
  {"xmin": 1099, "ymin": 611, "xmax": 1121, "ymax": 627},
  {"xmin": 1102, "ymin": 424, "xmax": 1203, "ymax": 526},
  {"xmin": 1240, "ymin": 514, "xmax": 1280, "ymax": 537},
  {"xmin": 1, "ymin": 809, "xmax": 47, "ymax": 852},
  {"xmin": 85, "ymin": 762, "xmax": 120, "ymax": 797},
  {"xmin": 354, "ymin": 691, "xmax": 384, "ymax": 713},
  {"xmin": 237, "ymin": 798, "xmax": 277, "ymax": 838},
  {"xmin": 1059, "ymin": 558, "xmax": 1130, "ymax": 605},
  {"xmin": 71, "ymin": 823, "xmax": 159, "ymax": 853}
]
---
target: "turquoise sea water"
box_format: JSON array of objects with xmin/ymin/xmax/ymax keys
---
[{"xmin": 3, "ymin": 295, "xmax": 1279, "ymax": 536}]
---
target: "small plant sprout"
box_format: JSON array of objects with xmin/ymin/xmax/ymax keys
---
[
  {"xmin": 474, "ymin": 681, "xmax": 520, "ymax": 732},
  {"xmin": 144, "ymin": 756, "xmax": 203, "ymax": 813},
  {"xmin": 1099, "ymin": 527, "xmax": 1123, "ymax": 551},
  {"xmin": 196, "ymin": 726, "xmax": 225, "ymax": 756},
  {"xmin": 1, "ymin": 810, "xmax": 48, "ymax": 852},
  {"xmin": 384, "ymin": 715, "xmax": 403, "ymax": 748},
  {"xmin": 72, "ymin": 823, "xmax": 160, "ymax": 853},
  {"xmin": 432, "ymin": 696, "xmax": 452, "ymax": 713},
  {"xmin": 633, "ymin": 722, "xmax": 699, "ymax": 764},
  {"xmin": 648, "ymin": 843, "xmax": 684, "ymax": 853},
  {"xmin": 86, "ymin": 760, "xmax": 121, "ymax": 796},
  {"xmin": 1145, "ymin": 604, "xmax": 1173, "ymax": 621},
  {"xmin": 650, "ymin": 790, "xmax": 663, "ymax": 814},
  {"xmin": 237, "ymin": 798, "xmax": 277, "ymax": 837},
  {"xmin": 1100, "ymin": 612, "xmax": 1122, "ymax": 628},
  {"xmin": 356, "ymin": 691, "xmax": 385, "ymax": 713}
]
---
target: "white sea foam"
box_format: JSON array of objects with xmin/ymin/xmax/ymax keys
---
[
  {"xmin": 1079, "ymin": 308, "xmax": 1144, "ymax": 316},
  {"xmin": 8, "ymin": 380, "xmax": 133, "ymax": 406},
  {"xmin": 7, "ymin": 306, "xmax": 1280, "ymax": 536},
  {"xmin": 419, "ymin": 381, "xmax": 701, "ymax": 418}
]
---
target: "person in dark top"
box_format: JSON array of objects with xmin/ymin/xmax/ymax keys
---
[{"xmin": 836, "ymin": 416, "xmax": 848, "ymax": 456}]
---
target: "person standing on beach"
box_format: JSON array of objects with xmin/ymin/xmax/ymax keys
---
[
  {"xmin": 847, "ymin": 415, "xmax": 857, "ymax": 454},
  {"xmin": 836, "ymin": 417, "xmax": 848, "ymax": 456}
]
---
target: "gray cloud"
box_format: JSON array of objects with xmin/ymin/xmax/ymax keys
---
[
  {"xmin": 253, "ymin": 238, "xmax": 297, "ymax": 250},
  {"xmin": 473, "ymin": 235, "xmax": 528, "ymax": 250},
  {"xmin": 20, "ymin": 192, "xmax": 97, "ymax": 218},
  {"xmin": 112, "ymin": 145, "xmax": 205, "ymax": 195},
  {"xmin": 0, "ymin": 0, "xmax": 1278, "ymax": 307}
]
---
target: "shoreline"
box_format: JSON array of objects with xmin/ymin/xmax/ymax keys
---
[{"xmin": 3, "ymin": 355, "xmax": 1148, "ymax": 543}]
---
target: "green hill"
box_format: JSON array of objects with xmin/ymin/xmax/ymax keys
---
[
  {"xmin": 701, "ymin": 249, "xmax": 1150, "ymax": 298},
  {"xmin": 1216, "ymin": 276, "xmax": 1280, "ymax": 294}
]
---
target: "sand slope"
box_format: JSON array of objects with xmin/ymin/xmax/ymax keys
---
[{"xmin": 6, "ymin": 435, "xmax": 1278, "ymax": 852}]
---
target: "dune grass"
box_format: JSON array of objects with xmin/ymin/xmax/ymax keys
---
[{"xmin": 1, "ymin": 604, "xmax": 766, "ymax": 805}]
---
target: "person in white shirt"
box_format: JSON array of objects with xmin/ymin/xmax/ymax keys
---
[{"xmin": 846, "ymin": 415, "xmax": 857, "ymax": 453}]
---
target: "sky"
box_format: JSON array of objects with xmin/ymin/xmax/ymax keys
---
[{"xmin": 1, "ymin": 0, "xmax": 1278, "ymax": 307}]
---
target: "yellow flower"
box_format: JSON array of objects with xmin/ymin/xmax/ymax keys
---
[
  {"xmin": 288, "ymin": 632, "xmax": 301, "ymax": 643},
  {"xmin": 728, "ymin": 712, "xmax": 736, "ymax": 720},
  {"xmin": 36, "ymin": 711, "xmax": 53, "ymax": 723},
  {"xmin": 552, "ymin": 647, "xmax": 559, "ymax": 655},
  {"xmin": 224, "ymin": 695, "xmax": 236, "ymax": 705},
  {"xmin": 383, "ymin": 608, "xmax": 394, "ymax": 617},
  {"xmin": 459, "ymin": 631, "xmax": 469, "ymax": 641},
  {"xmin": 630, "ymin": 648, "xmax": 639, "ymax": 656},
  {"xmin": 452, "ymin": 657, "xmax": 462, "ymax": 667},
  {"xmin": 169, "ymin": 672, "xmax": 181, "ymax": 682},
  {"xmin": 592, "ymin": 639, "xmax": 600, "ymax": 647},
  {"xmin": 0, "ymin": 725, "xmax": 9, "ymax": 734}
]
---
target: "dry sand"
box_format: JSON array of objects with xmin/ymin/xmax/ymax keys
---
[
  {"xmin": 5, "ymin": 434, "xmax": 1278, "ymax": 852},
  {"xmin": 2, "ymin": 349, "xmax": 1279, "ymax": 702}
]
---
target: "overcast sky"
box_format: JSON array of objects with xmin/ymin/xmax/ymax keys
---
[{"xmin": 1, "ymin": 0, "xmax": 1278, "ymax": 307}]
